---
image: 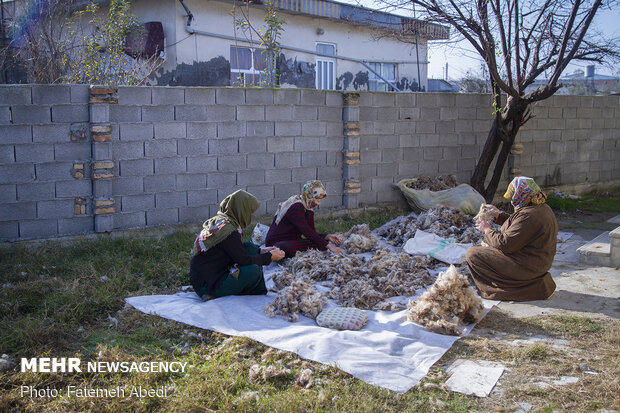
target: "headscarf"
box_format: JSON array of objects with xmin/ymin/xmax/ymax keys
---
[
  {"xmin": 503, "ymin": 176, "xmax": 547, "ymax": 209},
  {"xmin": 192, "ymin": 190, "xmax": 260, "ymax": 255},
  {"xmin": 274, "ymin": 180, "xmax": 327, "ymax": 225}
]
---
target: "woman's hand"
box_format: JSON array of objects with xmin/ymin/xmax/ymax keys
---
[
  {"xmin": 476, "ymin": 219, "xmax": 492, "ymax": 233},
  {"xmin": 485, "ymin": 204, "xmax": 500, "ymax": 219},
  {"xmin": 260, "ymin": 246, "xmax": 276, "ymax": 254},
  {"xmin": 327, "ymin": 244, "xmax": 345, "ymax": 255},
  {"xmin": 325, "ymin": 234, "xmax": 342, "ymax": 245},
  {"xmin": 269, "ymin": 248, "xmax": 285, "ymax": 261}
]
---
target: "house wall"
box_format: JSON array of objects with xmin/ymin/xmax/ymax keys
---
[
  {"xmin": 0, "ymin": 85, "xmax": 618, "ymax": 241},
  {"xmin": 137, "ymin": 0, "xmax": 428, "ymax": 90}
]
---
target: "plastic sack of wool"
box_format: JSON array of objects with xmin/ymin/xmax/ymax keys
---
[
  {"xmin": 403, "ymin": 230, "xmax": 473, "ymax": 265},
  {"xmin": 396, "ymin": 179, "xmax": 485, "ymax": 216},
  {"xmin": 251, "ymin": 223, "xmax": 270, "ymax": 246}
]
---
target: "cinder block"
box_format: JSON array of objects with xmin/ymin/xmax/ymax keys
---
[
  {"xmin": 417, "ymin": 94, "xmax": 438, "ymax": 108},
  {"xmin": 360, "ymin": 149, "xmax": 381, "ymax": 164},
  {"xmin": 343, "ymin": 106, "xmax": 360, "ymax": 122},
  {"xmin": 458, "ymin": 133, "xmax": 476, "ymax": 145},
  {"xmin": 326, "ymin": 121, "xmax": 343, "ymax": 138},
  {"xmin": 239, "ymin": 136, "xmax": 267, "ymax": 153},
  {"xmin": 120, "ymin": 123, "xmax": 153, "ymax": 141},
  {"xmin": 176, "ymin": 173, "xmax": 207, "ymax": 190},
  {"xmin": 382, "ymin": 148, "xmax": 402, "ymax": 163},
  {"xmin": 360, "ymin": 135, "xmax": 378, "ymax": 150},
  {"xmin": 112, "ymin": 141, "xmax": 144, "ymax": 159},
  {"xmin": 11, "ymin": 105, "xmax": 51, "ymax": 125},
  {"xmin": 274, "ymin": 89, "xmax": 300, "ymax": 105},
  {"xmin": 142, "ymin": 105, "xmax": 174, "ymax": 122},
  {"xmin": 378, "ymin": 135, "xmax": 398, "ymax": 149},
  {"xmin": 300, "ymin": 90, "xmax": 325, "ymax": 105},
  {"xmin": 359, "ymin": 164, "xmax": 378, "ymax": 178},
  {"xmin": 416, "ymin": 121, "xmax": 436, "ymax": 134},
  {"xmin": 114, "ymin": 211, "xmax": 146, "ymax": 229},
  {"xmin": 16, "ymin": 182, "xmax": 55, "ymax": 201},
  {"xmin": 15, "ymin": 143, "xmax": 55, "ymax": 163},
  {"xmin": 238, "ymin": 170, "xmax": 265, "ymax": 186},
  {"xmin": 175, "ymin": 105, "xmax": 207, "ymax": 121},
  {"xmin": 71, "ymin": 85, "xmax": 90, "ymax": 103},
  {"xmin": 146, "ymin": 208, "xmax": 179, "ymax": 226},
  {"xmin": 396, "ymin": 93, "xmax": 416, "ymax": 107},
  {"xmin": 376, "ymin": 189, "xmax": 400, "ymax": 204},
  {"xmin": 302, "ymin": 151, "xmax": 327, "ymax": 166},
  {"xmin": 0, "ymin": 201, "xmax": 36, "ymax": 221},
  {"xmin": 266, "ymin": 105, "xmax": 292, "ymax": 121},
  {"xmin": 319, "ymin": 106, "xmax": 342, "ymax": 121},
  {"xmin": 92, "ymin": 142, "xmax": 112, "ymax": 160},
  {"xmin": 153, "ymin": 88, "xmax": 185, "ymax": 105},
  {"xmin": 37, "ymin": 199, "xmax": 75, "ymax": 219},
  {"xmin": 207, "ymin": 172, "xmax": 236, "ymax": 188},
  {"xmin": 187, "ymin": 188, "xmax": 218, "ymax": 206},
  {"xmin": 0, "ymin": 144, "xmax": 14, "ymax": 163},
  {"xmin": 20, "ymin": 219, "xmax": 57, "ymax": 239},
  {"xmin": 208, "ymin": 139, "xmax": 238, "ymax": 155},
  {"xmin": 55, "ymin": 180, "xmax": 92, "ymax": 198},
  {"xmin": 317, "ymin": 166, "xmax": 341, "ymax": 181},
  {"xmin": 237, "ymin": 171, "xmax": 265, "ymax": 185},
  {"xmin": 154, "ymin": 122, "xmax": 186, "ymax": 139},
  {"xmin": 154, "ymin": 157, "xmax": 186, "ymax": 174},
  {"xmin": 120, "ymin": 158, "xmax": 154, "ymax": 176},
  {"xmin": 294, "ymin": 136, "xmax": 320, "ymax": 152},
  {"xmin": 246, "ymin": 121, "xmax": 274, "ymax": 137},
  {"xmin": 399, "ymin": 134, "xmax": 420, "ymax": 148},
  {"xmin": 266, "ymin": 168, "xmax": 292, "ymax": 183},
  {"xmin": 54, "ymin": 142, "xmax": 90, "ymax": 161},
  {"xmin": 418, "ymin": 160, "xmax": 439, "ymax": 175},
  {"xmin": 32, "ymin": 124, "xmax": 70, "ymax": 143},
  {"xmin": 216, "ymin": 88, "xmax": 245, "ymax": 105},
  {"xmin": 187, "ymin": 156, "xmax": 218, "ymax": 173},
  {"xmin": 327, "ymin": 151, "xmax": 341, "ymax": 166},
  {"xmin": 294, "ymin": 106, "xmax": 318, "ymax": 121},
  {"xmin": 52, "ymin": 105, "xmax": 89, "ymax": 123},
  {"xmin": 247, "ymin": 153, "xmax": 274, "ymax": 169},
  {"xmin": 377, "ymin": 107, "xmax": 398, "ymax": 121},
  {"xmin": 178, "ymin": 139, "xmax": 209, "ymax": 155},
  {"xmin": 325, "ymin": 91, "xmax": 342, "ymax": 107},
  {"xmin": 0, "ymin": 85, "xmax": 31, "ymax": 104},
  {"xmin": 246, "ymin": 88, "xmax": 274, "ymax": 105},
  {"xmin": 179, "ymin": 205, "xmax": 211, "ymax": 223},
  {"xmin": 145, "ymin": 139, "xmax": 177, "ymax": 157},
  {"xmin": 186, "ymin": 122, "xmax": 217, "ymax": 139},
  {"xmin": 275, "ymin": 152, "xmax": 301, "ymax": 168},
  {"xmin": 112, "ymin": 176, "xmax": 143, "ymax": 195},
  {"xmin": 92, "ymin": 179, "xmax": 112, "ymax": 197},
  {"xmin": 118, "ymin": 87, "xmax": 151, "ymax": 105},
  {"xmin": 144, "ymin": 174, "xmax": 176, "ymax": 193},
  {"xmin": 301, "ymin": 121, "xmax": 326, "ymax": 136},
  {"xmin": 0, "ymin": 106, "xmax": 9, "ymax": 124},
  {"xmin": 237, "ymin": 105, "xmax": 265, "ymax": 121},
  {"xmin": 372, "ymin": 93, "xmax": 395, "ymax": 107},
  {"xmin": 0, "ymin": 184, "xmax": 16, "ymax": 202},
  {"xmin": 206, "ymin": 105, "xmax": 235, "ymax": 122},
  {"xmin": 89, "ymin": 104, "xmax": 109, "ymax": 124},
  {"xmin": 423, "ymin": 147, "xmax": 443, "ymax": 160},
  {"xmin": 371, "ymin": 176, "xmax": 393, "ymax": 192},
  {"xmin": 156, "ymin": 191, "xmax": 187, "ymax": 209},
  {"xmin": 320, "ymin": 136, "xmax": 343, "ymax": 151},
  {"xmin": 122, "ymin": 194, "xmax": 155, "ymax": 212},
  {"xmin": 185, "ymin": 88, "xmax": 216, "ymax": 104},
  {"xmin": 34, "ymin": 162, "xmax": 71, "ymax": 182},
  {"xmin": 398, "ymin": 162, "xmax": 419, "ymax": 176},
  {"xmin": 275, "ymin": 122, "xmax": 301, "ymax": 137},
  {"xmin": 246, "ymin": 184, "xmax": 274, "ymax": 201},
  {"xmin": 58, "ymin": 216, "xmax": 93, "ymax": 235},
  {"xmin": 442, "ymin": 146, "xmax": 461, "ymax": 160},
  {"xmin": 31, "ymin": 85, "xmax": 70, "ymax": 104},
  {"xmin": 217, "ymin": 121, "xmax": 246, "ymax": 138},
  {"xmin": 216, "ymin": 154, "xmax": 246, "ymax": 172},
  {"xmin": 0, "ymin": 221, "xmax": 19, "ymax": 240}
]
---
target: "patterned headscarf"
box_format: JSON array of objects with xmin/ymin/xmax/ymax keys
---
[
  {"xmin": 274, "ymin": 180, "xmax": 327, "ymax": 225},
  {"xmin": 503, "ymin": 176, "xmax": 547, "ymax": 209}
]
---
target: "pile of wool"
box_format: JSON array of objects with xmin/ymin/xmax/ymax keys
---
[
  {"xmin": 473, "ymin": 203, "xmax": 497, "ymax": 224},
  {"xmin": 405, "ymin": 175, "xmax": 459, "ymax": 191},
  {"xmin": 340, "ymin": 224, "xmax": 380, "ymax": 254},
  {"xmin": 406, "ymin": 265, "xmax": 484, "ymax": 336},
  {"xmin": 376, "ymin": 207, "xmax": 483, "ymax": 246},
  {"xmin": 284, "ymin": 249, "xmax": 365, "ymax": 282},
  {"xmin": 248, "ymin": 364, "xmax": 291, "ymax": 382},
  {"xmin": 263, "ymin": 278, "xmax": 327, "ymax": 321}
]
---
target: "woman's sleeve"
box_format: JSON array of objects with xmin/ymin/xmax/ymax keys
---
[
  {"xmin": 484, "ymin": 211, "xmax": 543, "ymax": 254},
  {"xmin": 219, "ymin": 232, "xmax": 272, "ymax": 266},
  {"xmin": 495, "ymin": 211, "xmax": 510, "ymax": 225},
  {"xmin": 287, "ymin": 204, "xmax": 329, "ymax": 249}
]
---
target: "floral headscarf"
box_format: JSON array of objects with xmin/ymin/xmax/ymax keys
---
[
  {"xmin": 274, "ymin": 180, "xmax": 326, "ymax": 225},
  {"xmin": 503, "ymin": 176, "xmax": 547, "ymax": 209}
]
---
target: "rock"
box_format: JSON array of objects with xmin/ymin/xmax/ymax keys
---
[
  {"xmin": 0, "ymin": 354, "xmax": 15, "ymax": 372},
  {"xmin": 516, "ymin": 402, "xmax": 533, "ymax": 412}
]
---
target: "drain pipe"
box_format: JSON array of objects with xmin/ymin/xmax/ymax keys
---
[{"xmin": 178, "ymin": 0, "xmax": 194, "ymax": 26}]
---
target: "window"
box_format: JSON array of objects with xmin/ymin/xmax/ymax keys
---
[
  {"xmin": 368, "ymin": 63, "xmax": 397, "ymax": 91},
  {"xmin": 230, "ymin": 46, "xmax": 269, "ymax": 86},
  {"xmin": 316, "ymin": 43, "xmax": 336, "ymax": 90}
]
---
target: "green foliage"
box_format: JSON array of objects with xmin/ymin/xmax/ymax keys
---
[{"xmin": 546, "ymin": 191, "xmax": 620, "ymax": 213}]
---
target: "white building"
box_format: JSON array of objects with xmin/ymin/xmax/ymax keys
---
[{"xmin": 125, "ymin": 0, "xmax": 448, "ymax": 91}]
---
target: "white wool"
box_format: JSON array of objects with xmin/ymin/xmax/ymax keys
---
[
  {"xmin": 341, "ymin": 224, "xmax": 380, "ymax": 254},
  {"xmin": 406, "ymin": 265, "xmax": 484, "ymax": 336}
]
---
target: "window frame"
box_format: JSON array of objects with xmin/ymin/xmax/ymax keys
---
[
  {"xmin": 230, "ymin": 45, "xmax": 269, "ymax": 87},
  {"xmin": 368, "ymin": 62, "xmax": 398, "ymax": 92},
  {"xmin": 315, "ymin": 42, "xmax": 336, "ymax": 90}
]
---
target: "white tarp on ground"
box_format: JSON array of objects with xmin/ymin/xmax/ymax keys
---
[{"xmin": 126, "ymin": 264, "xmax": 497, "ymax": 393}]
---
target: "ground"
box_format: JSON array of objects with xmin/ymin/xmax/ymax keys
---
[{"xmin": 0, "ymin": 200, "xmax": 618, "ymax": 412}]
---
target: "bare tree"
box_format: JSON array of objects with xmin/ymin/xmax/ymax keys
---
[{"xmin": 386, "ymin": 0, "xmax": 620, "ymax": 200}]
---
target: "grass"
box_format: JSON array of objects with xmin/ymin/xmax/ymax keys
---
[
  {"xmin": 546, "ymin": 187, "xmax": 620, "ymax": 212},
  {"xmin": 1, "ymin": 204, "xmax": 618, "ymax": 412}
]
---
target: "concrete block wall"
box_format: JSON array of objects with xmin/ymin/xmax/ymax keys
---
[{"xmin": 0, "ymin": 85, "xmax": 92, "ymax": 240}]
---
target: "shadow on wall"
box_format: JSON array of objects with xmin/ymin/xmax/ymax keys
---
[
  {"xmin": 277, "ymin": 54, "xmax": 316, "ymax": 88},
  {"xmin": 153, "ymin": 56, "xmax": 231, "ymax": 86}
]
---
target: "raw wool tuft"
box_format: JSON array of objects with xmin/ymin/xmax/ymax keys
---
[
  {"xmin": 263, "ymin": 278, "xmax": 327, "ymax": 321},
  {"xmin": 473, "ymin": 204, "xmax": 496, "ymax": 224},
  {"xmin": 376, "ymin": 207, "xmax": 484, "ymax": 246},
  {"xmin": 405, "ymin": 175, "xmax": 459, "ymax": 191},
  {"xmin": 406, "ymin": 265, "xmax": 485, "ymax": 336},
  {"xmin": 340, "ymin": 224, "xmax": 380, "ymax": 254},
  {"xmin": 249, "ymin": 364, "xmax": 291, "ymax": 382},
  {"xmin": 295, "ymin": 368, "xmax": 314, "ymax": 387}
]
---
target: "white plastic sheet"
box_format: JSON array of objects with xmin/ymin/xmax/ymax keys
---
[{"xmin": 403, "ymin": 230, "xmax": 473, "ymax": 264}]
